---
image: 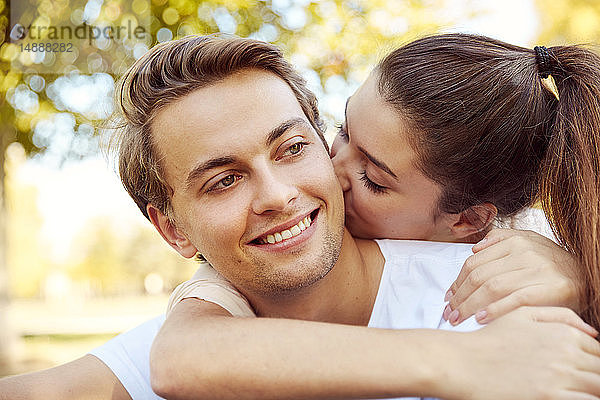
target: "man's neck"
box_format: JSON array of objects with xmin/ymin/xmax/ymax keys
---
[{"xmin": 248, "ymin": 229, "xmax": 385, "ymax": 326}]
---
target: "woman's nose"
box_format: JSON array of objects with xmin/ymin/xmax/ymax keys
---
[{"xmin": 331, "ymin": 149, "xmax": 351, "ymax": 192}]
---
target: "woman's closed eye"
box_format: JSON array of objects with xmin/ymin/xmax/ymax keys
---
[
  {"xmin": 358, "ymin": 170, "xmax": 388, "ymax": 194},
  {"xmin": 336, "ymin": 123, "xmax": 349, "ymax": 141}
]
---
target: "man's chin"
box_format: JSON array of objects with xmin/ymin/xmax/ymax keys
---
[{"xmin": 246, "ymin": 219, "xmax": 343, "ymax": 297}]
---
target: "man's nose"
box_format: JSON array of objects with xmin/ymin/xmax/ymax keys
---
[
  {"xmin": 331, "ymin": 147, "xmax": 351, "ymax": 192},
  {"xmin": 251, "ymin": 167, "xmax": 300, "ymax": 215}
]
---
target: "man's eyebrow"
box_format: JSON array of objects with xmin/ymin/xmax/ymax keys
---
[
  {"xmin": 357, "ymin": 146, "xmax": 398, "ymax": 180},
  {"xmin": 265, "ymin": 117, "xmax": 309, "ymax": 146},
  {"xmin": 185, "ymin": 156, "xmax": 237, "ymax": 190}
]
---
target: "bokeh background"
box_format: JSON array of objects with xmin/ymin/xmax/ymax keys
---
[{"xmin": 0, "ymin": 0, "xmax": 599, "ymax": 377}]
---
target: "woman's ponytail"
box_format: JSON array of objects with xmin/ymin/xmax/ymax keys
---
[{"xmin": 539, "ymin": 45, "xmax": 600, "ymax": 327}]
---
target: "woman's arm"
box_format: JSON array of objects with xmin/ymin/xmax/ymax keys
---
[
  {"xmin": 445, "ymin": 228, "xmax": 583, "ymax": 325},
  {"xmin": 151, "ymin": 299, "xmax": 600, "ymax": 400},
  {"xmin": 0, "ymin": 354, "xmax": 131, "ymax": 400}
]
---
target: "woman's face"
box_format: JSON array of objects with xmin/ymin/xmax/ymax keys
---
[{"xmin": 331, "ymin": 74, "xmax": 455, "ymax": 241}]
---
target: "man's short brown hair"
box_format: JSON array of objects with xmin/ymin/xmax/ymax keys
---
[{"xmin": 114, "ymin": 35, "xmax": 326, "ymax": 220}]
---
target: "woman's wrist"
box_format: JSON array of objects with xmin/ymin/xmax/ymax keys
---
[
  {"xmin": 389, "ymin": 329, "xmax": 467, "ymax": 399},
  {"xmin": 421, "ymin": 331, "xmax": 469, "ymax": 400}
]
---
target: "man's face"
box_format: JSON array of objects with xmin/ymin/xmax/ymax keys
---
[{"xmin": 151, "ymin": 69, "xmax": 345, "ymax": 300}]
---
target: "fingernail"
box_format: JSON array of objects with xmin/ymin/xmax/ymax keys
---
[
  {"xmin": 449, "ymin": 310, "xmax": 460, "ymax": 325},
  {"xmin": 477, "ymin": 238, "xmax": 488, "ymax": 246},
  {"xmin": 475, "ymin": 310, "xmax": 488, "ymax": 323},
  {"xmin": 444, "ymin": 290, "xmax": 454, "ymax": 302},
  {"xmin": 443, "ymin": 304, "xmax": 452, "ymax": 321}
]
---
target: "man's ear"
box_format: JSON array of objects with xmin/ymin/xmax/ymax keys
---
[
  {"xmin": 146, "ymin": 203, "xmax": 198, "ymax": 259},
  {"xmin": 450, "ymin": 202, "xmax": 498, "ymax": 241}
]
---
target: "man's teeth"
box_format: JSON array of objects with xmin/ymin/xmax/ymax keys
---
[{"xmin": 260, "ymin": 215, "xmax": 312, "ymax": 244}]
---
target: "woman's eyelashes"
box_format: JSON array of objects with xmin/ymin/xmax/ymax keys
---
[
  {"xmin": 336, "ymin": 123, "xmax": 349, "ymax": 141},
  {"xmin": 335, "ymin": 123, "xmax": 387, "ymax": 195},
  {"xmin": 358, "ymin": 170, "xmax": 388, "ymax": 194}
]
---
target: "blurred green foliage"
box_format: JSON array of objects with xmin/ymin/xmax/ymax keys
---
[{"xmin": 68, "ymin": 219, "xmax": 197, "ymax": 296}]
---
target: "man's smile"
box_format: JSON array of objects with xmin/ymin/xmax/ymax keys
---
[{"xmin": 249, "ymin": 208, "xmax": 320, "ymax": 251}]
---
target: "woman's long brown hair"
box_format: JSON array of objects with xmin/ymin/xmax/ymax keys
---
[
  {"xmin": 539, "ymin": 45, "xmax": 600, "ymax": 327},
  {"xmin": 377, "ymin": 34, "xmax": 600, "ymax": 327}
]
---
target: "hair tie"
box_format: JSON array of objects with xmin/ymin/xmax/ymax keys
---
[{"xmin": 534, "ymin": 46, "xmax": 560, "ymax": 101}]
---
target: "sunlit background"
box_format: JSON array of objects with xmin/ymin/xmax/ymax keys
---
[{"xmin": 0, "ymin": 0, "xmax": 599, "ymax": 377}]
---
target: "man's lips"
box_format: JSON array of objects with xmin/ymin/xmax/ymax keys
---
[{"xmin": 249, "ymin": 208, "xmax": 319, "ymax": 245}]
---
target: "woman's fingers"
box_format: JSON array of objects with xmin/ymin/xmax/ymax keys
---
[
  {"xmin": 487, "ymin": 299, "xmax": 599, "ymax": 337},
  {"xmin": 521, "ymin": 306, "xmax": 599, "ymax": 339},
  {"xmin": 471, "ymin": 228, "xmax": 544, "ymax": 253},
  {"xmin": 453, "ymin": 269, "xmax": 576, "ymax": 323},
  {"xmin": 447, "ymin": 230, "xmax": 551, "ymax": 300},
  {"xmin": 460, "ymin": 285, "xmax": 539, "ymax": 325},
  {"xmin": 577, "ymin": 353, "xmax": 600, "ymax": 376},
  {"xmin": 567, "ymin": 370, "xmax": 600, "ymax": 397},
  {"xmin": 446, "ymin": 228, "xmax": 582, "ymax": 325},
  {"xmin": 557, "ymin": 392, "xmax": 600, "ymax": 400},
  {"xmin": 478, "ymin": 286, "xmax": 551, "ymax": 322},
  {"xmin": 446, "ymin": 245, "xmax": 513, "ymax": 301},
  {"xmin": 448, "ymin": 256, "xmax": 520, "ymax": 312},
  {"xmin": 580, "ymin": 332, "xmax": 600, "ymax": 356}
]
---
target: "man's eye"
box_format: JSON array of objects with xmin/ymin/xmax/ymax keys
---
[
  {"xmin": 280, "ymin": 141, "xmax": 308, "ymax": 158},
  {"xmin": 288, "ymin": 142, "xmax": 303, "ymax": 155},
  {"xmin": 221, "ymin": 175, "xmax": 236, "ymax": 186},
  {"xmin": 208, "ymin": 174, "xmax": 241, "ymax": 192}
]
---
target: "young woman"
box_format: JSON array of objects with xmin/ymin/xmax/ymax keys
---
[{"xmin": 330, "ymin": 34, "xmax": 598, "ymax": 326}]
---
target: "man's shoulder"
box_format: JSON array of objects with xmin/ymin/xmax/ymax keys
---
[{"xmin": 167, "ymin": 262, "xmax": 255, "ymax": 318}]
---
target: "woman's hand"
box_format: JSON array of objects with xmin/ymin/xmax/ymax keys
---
[
  {"xmin": 440, "ymin": 306, "xmax": 600, "ymax": 400},
  {"xmin": 443, "ymin": 228, "xmax": 583, "ymax": 325}
]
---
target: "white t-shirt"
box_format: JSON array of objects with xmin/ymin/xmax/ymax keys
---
[
  {"xmin": 493, "ymin": 207, "xmax": 556, "ymax": 241},
  {"xmin": 89, "ymin": 315, "xmax": 165, "ymax": 400},
  {"xmin": 90, "ymin": 239, "xmax": 480, "ymax": 399},
  {"xmin": 369, "ymin": 239, "xmax": 479, "ymax": 333}
]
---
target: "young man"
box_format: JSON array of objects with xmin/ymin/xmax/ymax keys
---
[{"xmin": 1, "ymin": 35, "xmax": 598, "ymax": 400}]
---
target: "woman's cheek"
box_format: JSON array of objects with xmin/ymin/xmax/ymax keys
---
[{"xmin": 353, "ymin": 187, "xmax": 377, "ymax": 220}]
